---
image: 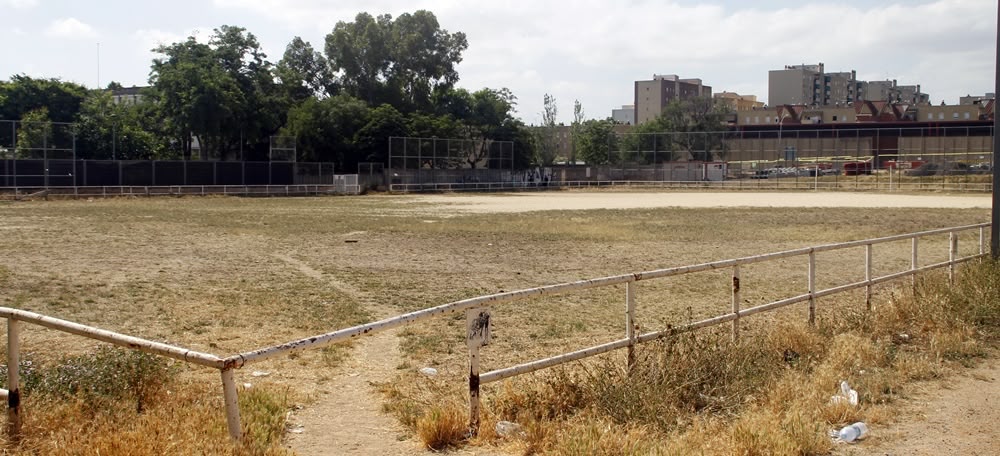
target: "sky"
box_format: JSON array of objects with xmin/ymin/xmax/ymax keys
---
[{"xmin": 0, "ymin": 0, "xmax": 996, "ymax": 124}]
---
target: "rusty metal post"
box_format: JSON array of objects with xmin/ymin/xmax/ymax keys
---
[
  {"xmin": 6, "ymin": 319, "xmax": 21, "ymax": 441},
  {"xmin": 949, "ymin": 232, "xmax": 958, "ymax": 285},
  {"xmin": 731, "ymin": 265, "xmax": 741, "ymax": 341},
  {"xmin": 466, "ymin": 308, "xmax": 490, "ymax": 435},
  {"xmin": 625, "ymin": 282, "xmax": 636, "ymax": 370},
  {"xmin": 808, "ymin": 251, "xmax": 816, "ymax": 326},
  {"xmin": 221, "ymin": 368, "xmax": 242, "ymax": 442},
  {"xmin": 865, "ymin": 244, "xmax": 873, "ymax": 311},
  {"xmin": 911, "ymin": 237, "xmax": 919, "ymax": 290}
]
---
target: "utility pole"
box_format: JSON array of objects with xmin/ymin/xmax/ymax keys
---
[{"xmin": 993, "ymin": 1, "xmax": 1000, "ymax": 258}]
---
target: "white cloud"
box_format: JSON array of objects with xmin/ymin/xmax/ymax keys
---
[
  {"xmin": 44, "ymin": 18, "xmax": 98, "ymax": 39},
  {"xmin": 0, "ymin": 0, "xmax": 39, "ymax": 9}
]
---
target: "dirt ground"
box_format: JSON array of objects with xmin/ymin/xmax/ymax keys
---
[
  {"xmin": 836, "ymin": 357, "xmax": 999, "ymax": 456},
  {"xmin": 412, "ymin": 191, "xmax": 993, "ymax": 213},
  {"xmin": 284, "ymin": 191, "xmax": 997, "ymax": 455}
]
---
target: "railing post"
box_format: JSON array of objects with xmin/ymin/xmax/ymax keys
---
[
  {"xmin": 6, "ymin": 319, "xmax": 21, "ymax": 442},
  {"xmin": 911, "ymin": 237, "xmax": 919, "ymax": 289},
  {"xmin": 220, "ymin": 368, "xmax": 242, "ymax": 442},
  {"xmin": 466, "ymin": 308, "xmax": 491, "ymax": 435},
  {"xmin": 731, "ymin": 265, "xmax": 741, "ymax": 341},
  {"xmin": 808, "ymin": 251, "xmax": 816, "ymax": 326},
  {"xmin": 625, "ymin": 282, "xmax": 637, "ymax": 369},
  {"xmin": 949, "ymin": 232, "xmax": 958, "ymax": 285},
  {"xmin": 865, "ymin": 244, "xmax": 873, "ymax": 311},
  {"xmin": 980, "ymin": 226, "xmax": 986, "ymax": 256}
]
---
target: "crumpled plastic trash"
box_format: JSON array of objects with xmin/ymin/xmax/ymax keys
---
[{"xmin": 830, "ymin": 380, "xmax": 859, "ymax": 406}]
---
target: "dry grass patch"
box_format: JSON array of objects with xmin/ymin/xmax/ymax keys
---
[
  {"xmin": 393, "ymin": 261, "xmax": 999, "ymax": 455},
  {"xmin": 0, "ymin": 194, "xmax": 991, "ymax": 451}
]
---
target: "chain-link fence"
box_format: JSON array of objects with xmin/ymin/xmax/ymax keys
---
[
  {"xmin": 0, "ymin": 160, "xmax": 336, "ymax": 188},
  {"xmin": 389, "ymin": 136, "xmax": 514, "ymax": 170}
]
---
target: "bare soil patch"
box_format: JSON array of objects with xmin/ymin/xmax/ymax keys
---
[
  {"xmin": 412, "ymin": 191, "xmax": 992, "ymax": 213},
  {"xmin": 836, "ymin": 357, "xmax": 999, "ymax": 456},
  {"xmin": 0, "ymin": 190, "xmax": 993, "ymax": 454}
]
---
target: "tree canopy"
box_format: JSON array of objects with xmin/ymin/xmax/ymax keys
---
[{"xmin": 0, "ymin": 11, "xmax": 537, "ymax": 168}]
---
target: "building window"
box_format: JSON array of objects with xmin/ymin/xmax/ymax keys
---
[
  {"xmin": 745, "ymin": 117, "xmax": 750, "ymax": 123},
  {"xmin": 832, "ymin": 115, "xmax": 838, "ymax": 121},
  {"xmin": 928, "ymin": 113, "xmax": 933, "ymax": 120},
  {"xmin": 754, "ymin": 116, "xmax": 760, "ymax": 124},
  {"xmin": 964, "ymin": 112, "xmax": 970, "ymax": 119},
  {"xmin": 939, "ymin": 113, "xmax": 944, "ymax": 120},
  {"xmin": 952, "ymin": 113, "xmax": 959, "ymax": 119}
]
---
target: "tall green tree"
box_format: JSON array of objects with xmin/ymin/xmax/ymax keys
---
[
  {"xmin": 150, "ymin": 26, "xmax": 286, "ymax": 161},
  {"xmin": 574, "ymin": 119, "xmax": 617, "ymax": 165},
  {"xmin": 74, "ymin": 91, "xmax": 163, "ymax": 160},
  {"xmin": 534, "ymin": 93, "xmax": 559, "ymax": 166},
  {"xmin": 354, "ymin": 104, "xmax": 410, "ymax": 168},
  {"xmin": 15, "ymin": 107, "xmax": 52, "ymax": 158},
  {"xmin": 0, "ymin": 75, "xmax": 88, "ymax": 123},
  {"xmin": 324, "ymin": 10, "xmax": 467, "ymax": 111},
  {"xmin": 570, "ymin": 99, "xmax": 584, "ymax": 164},
  {"xmin": 655, "ymin": 96, "xmax": 731, "ymax": 161},
  {"xmin": 282, "ymin": 93, "xmax": 371, "ymax": 168},
  {"xmin": 277, "ymin": 37, "xmax": 336, "ymax": 101},
  {"xmin": 149, "ymin": 37, "xmax": 241, "ymax": 160}
]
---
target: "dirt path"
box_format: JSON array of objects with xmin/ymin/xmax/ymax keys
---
[
  {"xmin": 283, "ymin": 328, "xmax": 423, "ymax": 455},
  {"xmin": 836, "ymin": 357, "xmax": 999, "ymax": 456},
  {"xmin": 412, "ymin": 191, "xmax": 992, "ymax": 213}
]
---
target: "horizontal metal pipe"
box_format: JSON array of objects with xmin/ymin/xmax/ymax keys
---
[
  {"xmin": 481, "ymin": 337, "xmax": 634, "ymax": 384},
  {"xmin": 0, "ymin": 308, "xmax": 224, "ymax": 369},
  {"xmin": 234, "ymin": 225, "xmax": 989, "ymax": 368},
  {"xmin": 739, "ymin": 294, "xmax": 812, "ymax": 318}
]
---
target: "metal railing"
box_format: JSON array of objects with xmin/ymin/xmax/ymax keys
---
[
  {"xmin": 0, "ymin": 223, "xmax": 990, "ymax": 443},
  {"xmin": 0, "ymin": 183, "xmax": 361, "ymax": 200},
  {"xmin": 390, "ymin": 179, "xmax": 994, "ymax": 193}
]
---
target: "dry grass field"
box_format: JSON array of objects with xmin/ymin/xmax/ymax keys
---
[{"xmin": 0, "ymin": 190, "xmax": 994, "ymax": 454}]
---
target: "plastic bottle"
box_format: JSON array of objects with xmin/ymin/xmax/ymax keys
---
[{"xmin": 838, "ymin": 422, "xmax": 869, "ymax": 443}]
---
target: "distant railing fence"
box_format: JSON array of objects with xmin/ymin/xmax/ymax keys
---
[{"xmin": 0, "ymin": 223, "xmax": 990, "ymax": 442}]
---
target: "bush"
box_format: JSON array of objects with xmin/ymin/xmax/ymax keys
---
[{"xmin": 29, "ymin": 346, "xmax": 176, "ymax": 413}]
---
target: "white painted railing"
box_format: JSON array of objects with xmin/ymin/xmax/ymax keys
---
[
  {"xmin": 389, "ymin": 179, "xmax": 994, "ymax": 193},
  {"xmin": 1, "ymin": 223, "xmax": 991, "ymax": 442}
]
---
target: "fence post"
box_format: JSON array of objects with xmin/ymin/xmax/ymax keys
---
[
  {"xmin": 220, "ymin": 368, "xmax": 242, "ymax": 442},
  {"xmin": 626, "ymin": 282, "xmax": 636, "ymax": 369},
  {"xmin": 731, "ymin": 265, "xmax": 741, "ymax": 341},
  {"xmin": 6, "ymin": 319, "xmax": 22, "ymax": 441},
  {"xmin": 911, "ymin": 237, "xmax": 919, "ymax": 289},
  {"xmin": 980, "ymin": 226, "xmax": 986, "ymax": 256},
  {"xmin": 865, "ymin": 244, "xmax": 873, "ymax": 311},
  {"xmin": 466, "ymin": 308, "xmax": 491, "ymax": 435},
  {"xmin": 949, "ymin": 232, "xmax": 958, "ymax": 285},
  {"xmin": 808, "ymin": 251, "xmax": 816, "ymax": 326}
]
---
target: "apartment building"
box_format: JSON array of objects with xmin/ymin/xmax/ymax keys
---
[
  {"xmin": 634, "ymin": 74, "xmax": 712, "ymax": 124},
  {"xmin": 714, "ymin": 92, "xmax": 765, "ymax": 111},
  {"xmin": 611, "ymin": 105, "xmax": 635, "ymax": 125},
  {"xmin": 959, "ymin": 93, "xmax": 995, "ymax": 105},
  {"xmin": 769, "ymin": 63, "xmax": 928, "ymax": 107}
]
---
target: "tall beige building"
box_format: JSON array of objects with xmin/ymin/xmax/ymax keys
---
[
  {"xmin": 714, "ymin": 92, "xmax": 765, "ymax": 111},
  {"xmin": 634, "ymin": 74, "xmax": 712, "ymax": 124},
  {"xmin": 768, "ymin": 64, "xmax": 863, "ymax": 106},
  {"xmin": 769, "ymin": 63, "xmax": 928, "ymax": 107}
]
